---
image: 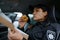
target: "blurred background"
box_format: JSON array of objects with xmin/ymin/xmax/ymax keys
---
[{"xmin": 0, "ymin": 0, "xmax": 60, "ymax": 40}]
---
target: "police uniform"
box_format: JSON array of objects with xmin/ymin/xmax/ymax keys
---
[
  {"xmin": 18, "ymin": 15, "xmax": 60, "ymax": 40},
  {"xmin": 25, "ymin": 20, "xmax": 57, "ymax": 40}
]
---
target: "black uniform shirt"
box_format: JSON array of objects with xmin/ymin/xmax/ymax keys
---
[{"xmin": 26, "ymin": 21, "xmax": 56, "ymax": 40}]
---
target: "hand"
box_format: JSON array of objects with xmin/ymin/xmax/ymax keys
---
[
  {"xmin": 18, "ymin": 15, "xmax": 28, "ymax": 28},
  {"xmin": 8, "ymin": 29, "xmax": 23, "ymax": 40}
]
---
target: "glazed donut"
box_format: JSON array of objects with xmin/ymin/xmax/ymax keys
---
[{"xmin": 21, "ymin": 15, "xmax": 28, "ymax": 22}]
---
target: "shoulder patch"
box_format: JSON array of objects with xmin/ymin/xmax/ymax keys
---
[{"xmin": 46, "ymin": 30, "xmax": 56, "ymax": 40}]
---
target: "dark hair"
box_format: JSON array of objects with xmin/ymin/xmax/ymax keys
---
[{"xmin": 29, "ymin": 4, "xmax": 49, "ymax": 13}]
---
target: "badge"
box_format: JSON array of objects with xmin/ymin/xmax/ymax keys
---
[{"xmin": 46, "ymin": 30, "xmax": 56, "ymax": 40}]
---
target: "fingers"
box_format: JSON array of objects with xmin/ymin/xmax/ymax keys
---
[
  {"xmin": 8, "ymin": 32, "xmax": 12, "ymax": 40},
  {"xmin": 8, "ymin": 35, "xmax": 12, "ymax": 40},
  {"xmin": 8, "ymin": 29, "xmax": 15, "ymax": 40},
  {"xmin": 8, "ymin": 29, "xmax": 23, "ymax": 40},
  {"xmin": 8, "ymin": 32, "xmax": 16, "ymax": 40}
]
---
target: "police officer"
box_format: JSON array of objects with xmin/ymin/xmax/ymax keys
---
[{"xmin": 8, "ymin": 4, "xmax": 57, "ymax": 40}]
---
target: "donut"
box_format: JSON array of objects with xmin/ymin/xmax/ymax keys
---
[{"xmin": 21, "ymin": 15, "xmax": 28, "ymax": 22}]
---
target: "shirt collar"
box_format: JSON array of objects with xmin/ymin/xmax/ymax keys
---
[{"xmin": 36, "ymin": 19, "xmax": 50, "ymax": 27}]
